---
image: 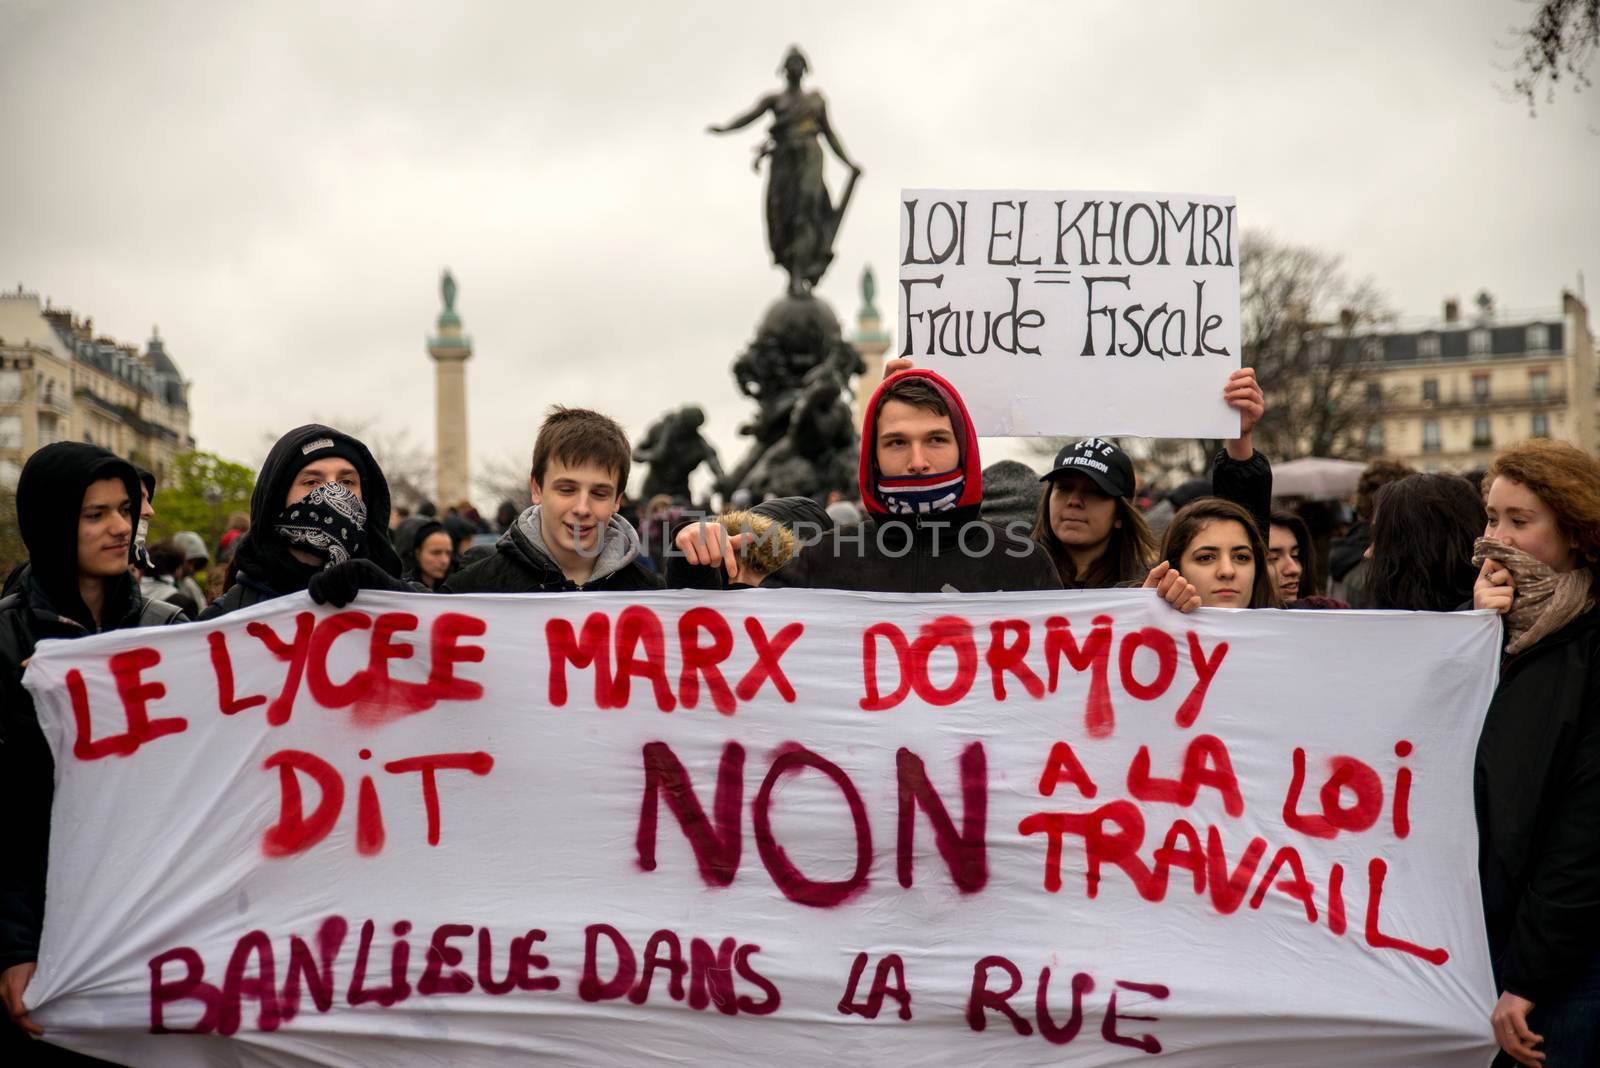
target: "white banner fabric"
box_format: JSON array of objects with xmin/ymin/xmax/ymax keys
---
[
  {"xmin": 898, "ymin": 189, "xmax": 1242, "ymax": 439},
  {"xmin": 22, "ymin": 589, "xmax": 1499, "ymax": 1067}
]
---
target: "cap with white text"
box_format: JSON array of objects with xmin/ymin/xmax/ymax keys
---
[{"xmin": 1042, "ymin": 438, "xmax": 1135, "ymax": 498}]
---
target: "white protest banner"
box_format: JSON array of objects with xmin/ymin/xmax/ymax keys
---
[
  {"xmin": 21, "ymin": 589, "xmax": 1498, "ymax": 1067},
  {"xmin": 899, "ymin": 189, "xmax": 1241, "ymax": 439}
]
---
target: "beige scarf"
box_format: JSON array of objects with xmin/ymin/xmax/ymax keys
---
[{"xmin": 1472, "ymin": 537, "xmax": 1594, "ymax": 655}]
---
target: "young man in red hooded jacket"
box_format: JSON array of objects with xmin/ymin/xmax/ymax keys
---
[{"xmin": 681, "ymin": 369, "xmax": 1062, "ymax": 592}]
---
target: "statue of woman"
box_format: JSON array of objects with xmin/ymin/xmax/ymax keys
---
[{"xmin": 709, "ymin": 46, "xmax": 862, "ymax": 297}]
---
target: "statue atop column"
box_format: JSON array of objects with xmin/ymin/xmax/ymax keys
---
[
  {"xmin": 636, "ymin": 46, "xmax": 867, "ymax": 504},
  {"xmin": 708, "ymin": 45, "xmax": 862, "ymax": 297}
]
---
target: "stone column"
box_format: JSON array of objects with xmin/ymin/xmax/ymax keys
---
[
  {"xmin": 850, "ymin": 266, "xmax": 892, "ymax": 429},
  {"xmin": 428, "ymin": 270, "xmax": 473, "ymax": 508}
]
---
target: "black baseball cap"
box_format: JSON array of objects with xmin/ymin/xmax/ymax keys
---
[{"xmin": 1042, "ymin": 438, "xmax": 1135, "ymax": 498}]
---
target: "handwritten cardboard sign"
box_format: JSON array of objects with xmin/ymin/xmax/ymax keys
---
[
  {"xmin": 899, "ymin": 190, "xmax": 1242, "ymax": 438},
  {"xmin": 23, "ymin": 589, "xmax": 1497, "ymax": 1066}
]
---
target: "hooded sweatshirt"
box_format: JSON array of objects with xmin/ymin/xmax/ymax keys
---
[
  {"xmin": 442, "ymin": 504, "xmax": 664, "ymax": 594},
  {"xmin": 201, "ymin": 424, "xmax": 402, "ymax": 619},
  {"xmin": 0, "ymin": 443, "xmax": 187, "ymax": 975},
  {"xmin": 765, "ymin": 370, "xmax": 1061, "ymax": 593}
]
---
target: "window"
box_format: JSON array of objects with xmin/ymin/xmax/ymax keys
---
[
  {"xmin": 1470, "ymin": 329, "xmax": 1491, "ymax": 356},
  {"xmin": 1365, "ymin": 423, "xmax": 1385, "ymax": 453},
  {"xmin": 1472, "ymin": 374, "xmax": 1490, "ymax": 402},
  {"xmin": 0, "ymin": 459, "xmax": 17, "ymax": 491},
  {"xmin": 1419, "ymin": 333, "xmax": 1441, "ymax": 359},
  {"xmin": 0, "ymin": 369, "xmax": 19, "ymax": 403},
  {"xmin": 1473, "ymin": 416, "xmax": 1492, "ymax": 449},
  {"xmin": 37, "ymin": 413, "xmax": 60, "ymax": 445},
  {"xmin": 1422, "ymin": 419, "xmax": 1441, "ymax": 453},
  {"xmin": 1422, "ymin": 378, "xmax": 1439, "ymax": 403},
  {"xmin": 1532, "ymin": 412, "xmax": 1550, "ymax": 438},
  {"xmin": 1529, "ymin": 370, "xmax": 1550, "ymax": 403},
  {"xmin": 0, "ymin": 414, "xmax": 19, "ymax": 449},
  {"xmin": 1362, "ymin": 337, "xmax": 1384, "ymax": 360},
  {"xmin": 1365, "ymin": 381, "xmax": 1383, "ymax": 408},
  {"xmin": 1527, "ymin": 324, "xmax": 1549, "ymax": 352}
]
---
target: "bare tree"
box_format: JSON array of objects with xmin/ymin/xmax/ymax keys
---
[
  {"xmin": 474, "ymin": 452, "xmax": 533, "ymax": 515},
  {"xmin": 1511, "ymin": 0, "xmax": 1599, "ymax": 110},
  {"xmin": 1239, "ymin": 232, "xmax": 1391, "ymax": 462}
]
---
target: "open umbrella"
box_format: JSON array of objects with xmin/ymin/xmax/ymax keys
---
[{"xmin": 1271, "ymin": 457, "xmax": 1367, "ymax": 499}]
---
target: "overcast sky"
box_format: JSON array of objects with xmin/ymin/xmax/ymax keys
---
[{"xmin": 2, "ymin": 0, "xmax": 1596, "ymax": 499}]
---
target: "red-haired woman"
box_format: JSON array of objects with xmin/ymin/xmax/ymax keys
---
[{"xmin": 1472, "ymin": 439, "xmax": 1600, "ymax": 1067}]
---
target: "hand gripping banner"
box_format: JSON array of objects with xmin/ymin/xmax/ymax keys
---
[{"xmin": 20, "ymin": 589, "xmax": 1501, "ymax": 1066}]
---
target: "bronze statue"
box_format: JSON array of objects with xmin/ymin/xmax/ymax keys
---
[
  {"xmin": 709, "ymin": 46, "xmax": 862, "ymax": 297},
  {"xmin": 633, "ymin": 405, "xmax": 725, "ymax": 504}
]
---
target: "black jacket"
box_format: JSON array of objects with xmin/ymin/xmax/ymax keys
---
[
  {"xmin": 443, "ymin": 508, "xmax": 664, "ymax": 594},
  {"xmin": 764, "ymin": 505, "xmax": 1062, "ymax": 593},
  {"xmin": 664, "ymin": 497, "xmax": 834, "ymax": 590},
  {"xmin": 1476, "ymin": 601, "xmax": 1600, "ymax": 1002},
  {"xmin": 0, "ymin": 443, "xmax": 188, "ymax": 975},
  {"xmin": 202, "ymin": 424, "xmax": 402, "ymax": 620},
  {"xmin": 1209, "ymin": 446, "xmax": 1273, "ymax": 540}
]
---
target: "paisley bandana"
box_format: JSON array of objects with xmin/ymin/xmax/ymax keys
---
[
  {"xmin": 275, "ymin": 482, "xmax": 368, "ymax": 567},
  {"xmin": 876, "ymin": 468, "xmax": 966, "ymax": 516}
]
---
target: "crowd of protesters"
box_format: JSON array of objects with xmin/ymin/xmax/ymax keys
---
[{"xmin": 2, "ymin": 359, "xmax": 1598, "ymax": 1067}]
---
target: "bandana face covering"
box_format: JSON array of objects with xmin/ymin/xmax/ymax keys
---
[
  {"xmin": 275, "ymin": 482, "xmax": 368, "ymax": 567},
  {"xmin": 876, "ymin": 468, "xmax": 966, "ymax": 516}
]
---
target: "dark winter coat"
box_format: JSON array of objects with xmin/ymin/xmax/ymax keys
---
[
  {"xmin": 1476, "ymin": 600, "xmax": 1600, "ymax": 1003},
  {"xmin": 0, "ymin": 444, "xmax": 187, "ymax": 977},
  {"xmin": 1209, "ymin": 446, "xmax": 1273, "ymax": 540},
  {"xmin": 665, "ymin": 497, "xmax": 833, "ymax": 590},
  {"xmin": 201, "ymin": 424, "xmax": 402, "ymax": 620},
  {"xmin": 442, "ymin": 506, "xmax": 664, "ymax": 594},
  {"xmin": 765, "ymin": 506, "xmax": 1062, "ymax": 593},
  {"xmin": 764, "ymin": 369, "xmax": 1062, "ymax": 594}
]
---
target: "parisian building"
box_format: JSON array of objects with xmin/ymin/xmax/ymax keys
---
[
  {"xmin": 0, "ymin": 285, "xmax": 194, "ymax": 489},
  {"xmin": 1364, "ymin": 289, "xmax": 1595, "ymax": 471}
]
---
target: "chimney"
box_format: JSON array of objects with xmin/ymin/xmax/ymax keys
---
[{"xmin": 1443, "ymin": 298, "xmax": 1459, "ymax": 324}]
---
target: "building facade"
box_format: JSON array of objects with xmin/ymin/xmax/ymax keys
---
[
  {"xmin": 1364, "ymin": 290, "xmax": 1595, "ymax": 471},
  {"xmin": 0, "ymin": 286, "xmax": 193, "ymax": 489}
]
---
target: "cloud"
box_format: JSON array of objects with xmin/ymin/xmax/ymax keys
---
[{"xmin": 1, "ymin": 0, "xmax": 1593, "ymax": 493}]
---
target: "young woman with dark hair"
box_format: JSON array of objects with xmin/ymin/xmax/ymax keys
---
[
  {"xmin": 1267, "ymin": 510, "xmax": 1316, "ymax": 606},
  {"xmin": 403, "ymin": 520, "xmax": 457, "ymax": 591},
  {"xmin": 1030, "ymin": 438, "xmax": 1160, "ymax": 588},
  {"xmin": 1364, "ymin": 474, "xmax": 1484, "ymax": 613},
  {"xmin": 1469, "ymin": 440, "xmax": 1600, "ymax": 1068},
  {"xmin": 1160, "ymin": 498, "xmax": 1280, "ymax": 609}
]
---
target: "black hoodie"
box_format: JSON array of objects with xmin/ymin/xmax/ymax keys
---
[
  {"xmin": 0, "ymin": 443, "xmax": 186, "ymax": 980},
  {"xmin": 401, "ymin": 519, "xmax": 458, "ymax": 590},
  {"xmin": 201, "ymin": 424, "xmax": 402, "ymax": 619}
]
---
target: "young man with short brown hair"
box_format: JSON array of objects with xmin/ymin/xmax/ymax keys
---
[{"xmin": 444, "ymin": 407, "xmax": 662, "ymax": 593}]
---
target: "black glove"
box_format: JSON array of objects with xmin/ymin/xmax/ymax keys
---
[{"xmin": 307, "ymin": 559, "xmax": 405, "ymax": 607}]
